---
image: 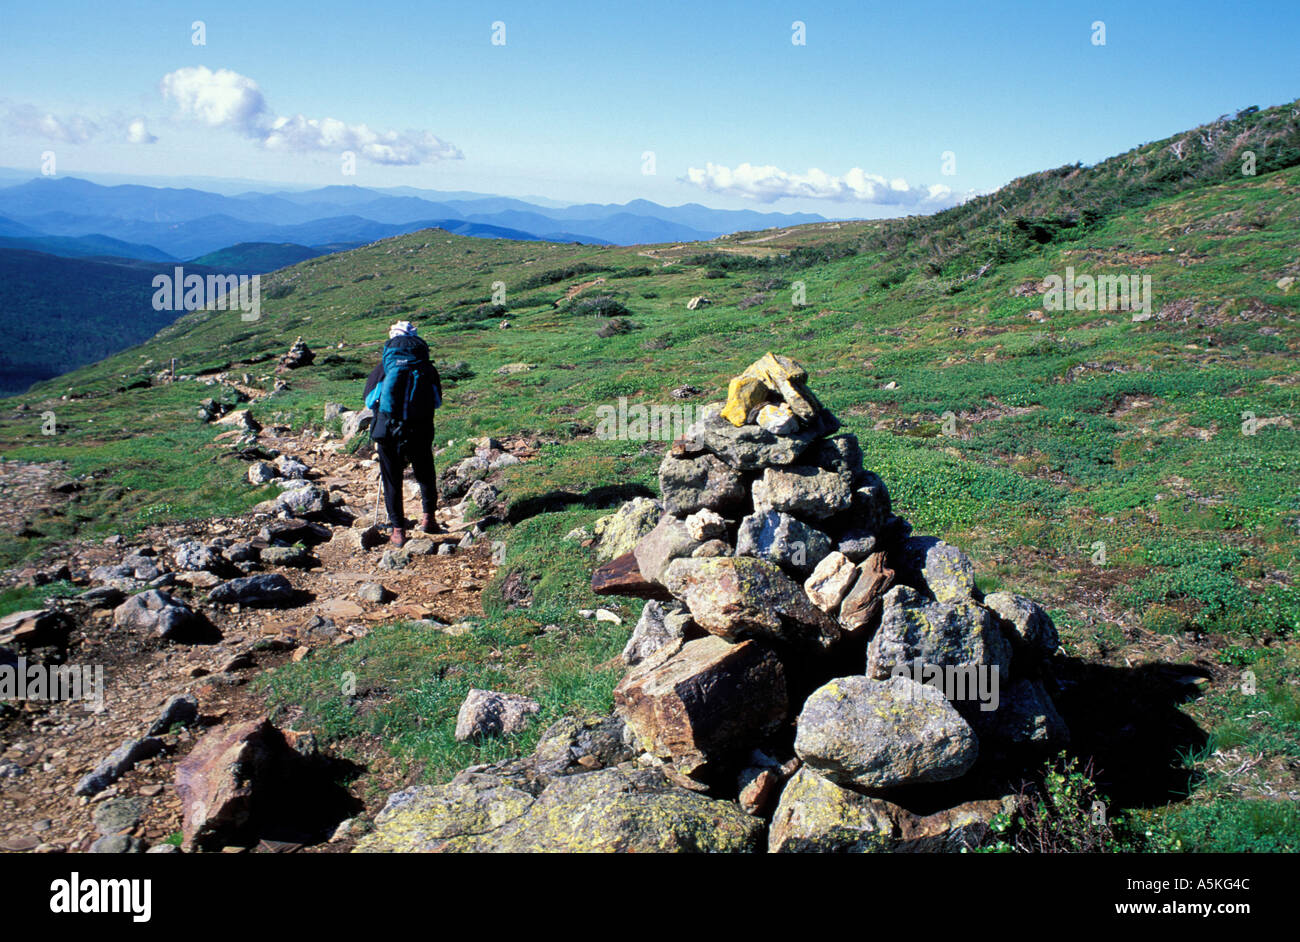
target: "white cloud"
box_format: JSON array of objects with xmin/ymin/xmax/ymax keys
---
[
  {"xmin": 4, "ymin": 104, "xmax": 100, "ymax": 144},
  {"xmin": 682, "ymin": 161, "xmax": 973, "ymax": 208},
  {"xmin": 126, "ymin": 117, "xmax": 157, "ymax": 144},
  {"xmin": 160, "ymin": 66, "xmax": 461, "ymax": 166},
  {"xmin": 160, "ymin": 66, "xmax": 268, "ymax": 136}
]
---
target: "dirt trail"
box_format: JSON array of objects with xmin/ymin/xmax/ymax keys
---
[{"xmin": 0, "ymin": 425, "xmax": 508, "ymax": 853}]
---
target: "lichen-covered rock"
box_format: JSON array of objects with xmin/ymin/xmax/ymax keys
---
[
  {"xmin": 803, "ymin": 551, "xmax": 858, "ymax": 613},
  {"xmin": 632, "ymin": 514, "xmax": 702, "ymax": 585},
  {"xmin": 899, "ymin": 536, "xmax": 976, "ymax": 603},
  {"xmin": 680, "ymin": 403, "xmax": 822, "ymax": 471},
  {"xmin": 275, "ymin": 484, "xmax": 330, "ymax": 517},
  {"xmin": 663, "ymin": 556, "xmax": 841, "ymax": 651},
  {"xmin": 614, "ymin": 636, "xmax": 787, "ymax": 778},
  {"xmin": 173, "ymin": 541, "xmax": 220, "ymax": 573},
  {"xmin": 751, "ymin": 465, "xmax": 852, "ymax": 521},
  {"xmin": 735, "ymin": 509, "xmax": 833, "ymax": 576},
  {"xmin": 355, "ymin": 765, "xmax": 764, "ymax": 853},
  {"xmin": 982, "ymin": 592, "xmax": 1060, "ymax": 658},
  {"xmin": 591, "ymin": 497, "xmax": 663, "ymax": 562},
  {"xmin": 769, "ymin": 767, "xmax": 1005, "ymax": 853},
  {"xmin": 658, "ymin": 451, "xmax": 747, "ymax": 516},
  {"xmin": 352, "ymin": 777, "xmax": 537, "ymax": 852},
  {"xmin": 867, "ymin": 584, "xmax": 1012, "ymax": 682},
  {"xmin": 721, "ymin": 374, "xmax": 770, "ymax": 426},
  {"xmin": 532, "ymin": 715, "xmax": 637, "ymax": 778},
  {"xmin": 794, "ymin": 675, "xmax": 978, "ymax": 789},
  {"xmin": 768, "ymin": 767, "xmax": 900, "ymax": 852}
]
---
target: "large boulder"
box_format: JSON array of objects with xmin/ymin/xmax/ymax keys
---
[
  {"xmin": 591, "ymin": 497, "xmax": 663, "ymax": 562},
  {"xmin": 174, "ymin": 718, "xmax": 302, "ymax": 851},
  {"xmin": 769, "ymin": 767, "xmax": 1005, "ymax": 853},
  {"xmin": 663, "ymin": 556, "xmax": 840, "ymax": 651},
  {"xmin": 679, "ymin": 403, "xmax": 822, "ymax": 471},
  {"xmin": 794, "ymin": 674, "xmax": 979, "ymax": 789},
  {"xmin": 632, "ymin": 515, "xmax": 701, "ymax": 585},
  {"xmin": 658, "ymin": 451, "xmax": 747, "ymax": 516},
  {"xmin": 735, "ymin": 509, "xmax": 833, "ymax": 577},
  {"xmin": 751, "ymin": 465, "xmax": 852, "ymax": 521},
  {"xmin": 866, "ymin": 584, "xmax": 1013, "ymax": 682},
  {"xmin": 982, "ymin": 592, "xmax": 1060, "ymax": 659},
  {"xmin": 614, "ymin": 636, "xmax": 787, "ymax": 779},
  {"xmin": 354, "ymin": 765, "xmax": 764, "ymax": 853}
]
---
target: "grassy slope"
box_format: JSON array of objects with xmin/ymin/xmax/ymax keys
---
[{"xmin": 1, "ymin": 103, "xmax": 1297, "ymax": 850}]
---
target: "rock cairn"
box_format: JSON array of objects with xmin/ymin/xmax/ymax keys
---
[{"xmin": 591, "ymin": 352, "xmax": 1071, "ymax": 850}]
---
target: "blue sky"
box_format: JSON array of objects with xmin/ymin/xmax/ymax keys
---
[{"xmin": 1, "ymin": 0, "xmax": 1297, "ymax": 215}]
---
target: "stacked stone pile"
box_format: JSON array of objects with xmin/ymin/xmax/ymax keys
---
[{"xmin": 594, "ymin": 352, "xmax": 1071, "ymax": 849}]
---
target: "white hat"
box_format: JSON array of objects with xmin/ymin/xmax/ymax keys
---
[{"xmin": 389, "ymin": 320, "xmax": 417, "ymax": 339}]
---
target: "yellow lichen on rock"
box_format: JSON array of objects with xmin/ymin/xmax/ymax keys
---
[{"xmin": 721, "ymin": 374, "xmax": 769, "ymax": 426}]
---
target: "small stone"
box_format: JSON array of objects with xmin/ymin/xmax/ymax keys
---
[
  {"xmin": 684, "ymin": 508, "xmax": 728, "ymax": 542},
  {"xmin": 357, "ymin": 582, "xmax": 392, "ymax": 604},
  {"xmin": 803, "ymin": 551, "xmax": 858, "ymax": 613},
  {"xmin": 454, "ymin": 689, "xmax": 541, "ymax": 742}
]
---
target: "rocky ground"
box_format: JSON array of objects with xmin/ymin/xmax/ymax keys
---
[{"xmin": 0, "ymin": 411, "xmax": 518, "ymax": 853}]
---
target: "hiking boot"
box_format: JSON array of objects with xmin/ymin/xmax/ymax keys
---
[
  {"xmin": 390, "ymin": 527, "xmax": 406, "ymax": 548},
  {"xmin": 418, "ymin": 513, "xmax": 442, "ymax": 534}
]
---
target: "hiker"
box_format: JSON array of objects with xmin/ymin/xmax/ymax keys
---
[{"xmin": 363, "ymin": 321, "xmax": 442, "ymax": 546}]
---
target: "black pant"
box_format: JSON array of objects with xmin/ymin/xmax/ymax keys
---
[{"xmin": 376, "ymin": 434, "xmax": 437, "ymax": 528}]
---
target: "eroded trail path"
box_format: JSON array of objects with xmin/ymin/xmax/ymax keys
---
[{"xmin": 0, "ymin": 423, "xmax": 520, "ymax": 853}]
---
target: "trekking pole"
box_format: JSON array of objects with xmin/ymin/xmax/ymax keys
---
[{"xmin": 373, "ymin": 467, "xmax": 383, "ymax": 529}]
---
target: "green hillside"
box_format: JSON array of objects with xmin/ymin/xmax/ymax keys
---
[
  {"xmin": 188, "ymin": 241, "xmax": 329, "ymax": 273},
  {"xmin": 2, "ymin": 100, "xmax": 1297, "ymax": 850}
]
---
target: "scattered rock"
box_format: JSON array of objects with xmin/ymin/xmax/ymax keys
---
[
  {"xmin": 454, "ymin": 689, "xmax": 541, "ymax": 742},
  {"xmin": 357, "ymin": 582, "xmax": 392, "ymax": 604},
  {"xmin": 208, "ymin": 574, "xmax": 295, "ymax": 607},
  {"xmin": 75, "ymin": 737, "xmax": 165, "ymax": 796},
  {"xmin": 147, "ymin": 693, "xmax": 200, "ymax": 735},
  {"xmin": 113, "ymin": 590, "xmax": 209, "ymax": 641}
]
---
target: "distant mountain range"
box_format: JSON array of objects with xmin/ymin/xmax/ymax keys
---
[
  {"xmin": 0, "ymin": 176, "xmax": 827, "ymax": 259},
  {"xmin": 0, "ymin": 175, "xmax": 829, "ymax": 395}
]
